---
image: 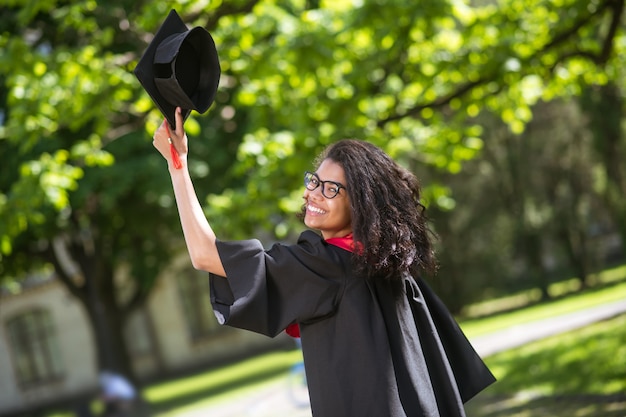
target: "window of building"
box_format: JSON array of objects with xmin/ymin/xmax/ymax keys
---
[
  {"xmin": 177, "ymin": 269, "xmax": 220, "ymax": 341},
  {"xmin": 5, "ymin": 309, "xmax": 64, "ymax": 388}
]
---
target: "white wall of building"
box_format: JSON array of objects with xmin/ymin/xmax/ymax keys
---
[
  {"xmin": 0, "ymin": 272, "xmax": 287, "ymax": 415},
  {"xmin": 0, "ymin": 281, "xmax": 96, "ymax": 413}
]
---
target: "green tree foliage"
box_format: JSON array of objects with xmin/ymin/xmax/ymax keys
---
[
  {"xmin": 1, "ymin": 0, "xmax": 625, "ymax": 384},
  {"xmin": 0, "ymin": 1, "xmax": 247, "ymax": 382},
  {"xmin": 204, "ymin": 0, "xmax": 626, "ymax": 241},
  {"xmin": 434, "ymin": 99, "xmax": 607, "ymax": 311}
]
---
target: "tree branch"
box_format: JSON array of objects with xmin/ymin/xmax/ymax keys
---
[
  {"xmin": 548, "ymin": 0, "xmax": 623, "ymax": 68},
  {"xmin": 377, "ymin": 76, "xmax": 492, "ymax": 127},
  {"xmin": 195, "ymin": 0, "xmax": 261, "ymax": 31},
  {"xmin": 600, "ymin": 0, "xmax": 625, "ymax": 63},
  {"xmin": 44, "ymin": 236, "xmax": 85, "ymax": 301},
  {"xmin": 540, "ymin": 0, "xmax": 612, "ymax": 52},
  {"xmin": 377, "ymin": 0, "xmax": 623, "ymax": 128}
]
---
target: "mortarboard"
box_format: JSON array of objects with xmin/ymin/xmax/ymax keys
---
[{"xmin": 134, "ymin": 9, "xmax": 221, "ymax": 128}]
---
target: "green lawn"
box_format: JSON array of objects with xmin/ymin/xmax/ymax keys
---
[
  {"xmin": 485, "ymin": 314, "xmax": 626, "ymax": 395},
  {"xmin": 466, "ymin": 313, "xmax": 626, "ymax": 416},
  {"xmin": 459, "ymin": 264, "xmax": 626, "ymax": 338},
  {"xmin": 43, "ymin": 265, "xmax": 626, "ymax": 417},
  {"xmin": 145, "ymin": 268, "xmax": 626, "ymax": 416},
  {"xmin": 149, "ymin": 308, "xmax": 626, "ymax": 417},
  {"xmin": 145, "ymin": 349, "xmax": 304, "ymax": 416}
]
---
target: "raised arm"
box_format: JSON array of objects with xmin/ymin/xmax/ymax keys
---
[{"xmin": 152, "ymin": 107, "xmax": 226, "ymax": 277}]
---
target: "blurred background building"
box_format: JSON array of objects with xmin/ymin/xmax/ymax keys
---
[{"xmin": 0, "ymin": 264, "xmax": 288, "ymax": 416}]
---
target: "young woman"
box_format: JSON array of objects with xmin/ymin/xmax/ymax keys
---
[{"xmin": 153, "ymin": 107, "xmax": 495, "ymax": 417}]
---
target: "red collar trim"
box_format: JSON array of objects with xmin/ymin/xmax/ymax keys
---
[{"xmin": 325, "ymin": 233, "xmax": 361, "ymax": 253}]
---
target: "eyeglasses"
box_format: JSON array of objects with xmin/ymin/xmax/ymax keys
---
[{"xmin": 304, "ymin": 171, "xmax": 346, "ymax": 199}]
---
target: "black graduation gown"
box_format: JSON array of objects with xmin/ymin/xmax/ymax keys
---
[{"xmin": 210, "ymin": 230, "xmax": 495, "ymax": 417}]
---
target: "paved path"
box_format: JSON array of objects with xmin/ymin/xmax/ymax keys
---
[
  {"xmin": 170, "ymin": 299, "xmax": 626, "ymax": 417},
  {"xmin": 470, "ymin": 298, "xmax": 626, "ymax": 357}
]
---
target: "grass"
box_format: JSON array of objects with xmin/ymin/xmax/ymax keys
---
[
  {"xmin": 145, "ymin": 349, "xmax": 303, "ymax": 415},
  {"xmin": 145, "ymin": 267, "xmax": 626, "ymax": 416},
  {"xmin": 41, "ymin": 264, "xmax": 626, "ymax": 417},
  {"xmin": 465, "ymin": 313, "xmax": 626, "ymax": 416},
  {"xmin": 153, "ymin": 309, "xmax": 626, "ymax": 417},
  {"xmin": 458, "ymin": 264, "xmax": 626, "ymax": 338},
  {"xmin": 462, "ymin": 264, "xmax": 626, "ymax": 318},
  {"xmin": 485, "ymin": 314, "xmax": 626, "ymax": 395}
]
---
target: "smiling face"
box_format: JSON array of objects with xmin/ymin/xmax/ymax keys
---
[{"xmin": 303, "ymin": 159, "xmax": 352, "ymax": 240}]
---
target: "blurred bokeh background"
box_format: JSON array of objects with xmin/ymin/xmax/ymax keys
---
[{"xmin": 1, "ymin": 0, "xmax": 625, "ymax": 416}]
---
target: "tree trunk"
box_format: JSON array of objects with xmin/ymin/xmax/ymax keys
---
[
  {"xmin": 556, "ymin": 227, "xmax": 590, "ymax": 289},
  {"xmin": 520, "ymin": 231, "xmax": 550, "ymax": 300},
  {"xmin": 49, "ymin": 232, "xmax": 147, "ymax": 412},
  {"xmin": 581, "ymin": 83, "xmax": 626, "ymax": 263}
]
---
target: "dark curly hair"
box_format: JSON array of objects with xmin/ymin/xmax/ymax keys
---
[{"xmin": 302, "ymin": 139, "xmax": 438, "ymax": 280}]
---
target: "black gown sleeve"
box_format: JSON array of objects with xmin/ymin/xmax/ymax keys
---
[{"xmin": 209, "ymin": 230, "xmax": 347, "ymax": 337}]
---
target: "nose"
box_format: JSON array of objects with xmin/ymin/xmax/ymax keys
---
[{"xmin": 304, "ymin": 185, "xmax": 324, "ymax": 200}]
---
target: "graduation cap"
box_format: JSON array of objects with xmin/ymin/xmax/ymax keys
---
[{"xmin": 134, "ymin": 9, "xmax": 221, "ymax": 128}]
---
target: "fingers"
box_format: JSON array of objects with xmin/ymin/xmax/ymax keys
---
[
  {"xmin": 174, "ymin": 106, "xmax": 184, "ymax": 138},
  {"xmin": 153, "ymin": 119, "xmax": 171, "ymax": 154},
  {"xmin": 152, "ymin": 110, "xmax": 186, "ymax": 159},
  {"xmin": 153, "ymin": 119, "xmax": 166, "ymax": 143}
]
